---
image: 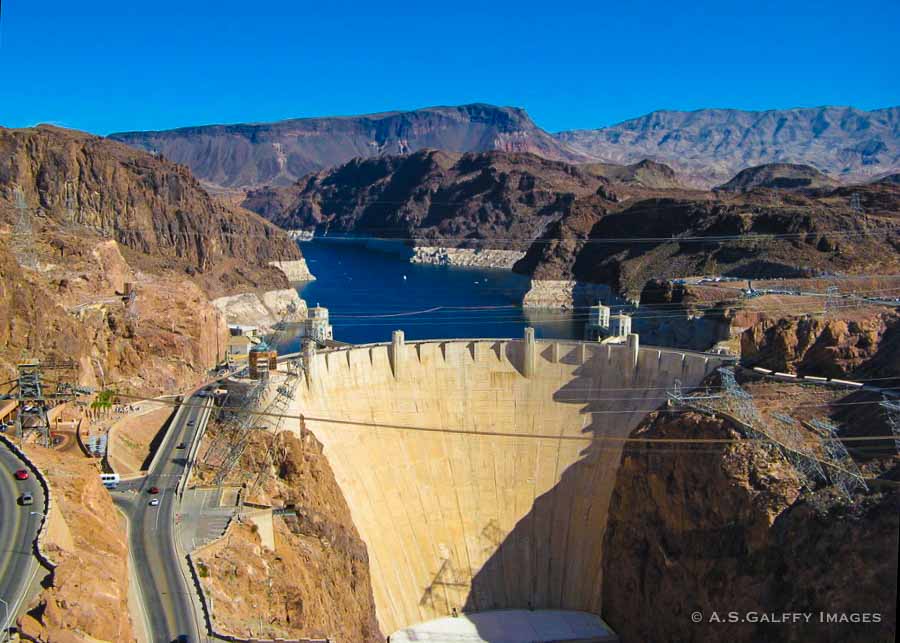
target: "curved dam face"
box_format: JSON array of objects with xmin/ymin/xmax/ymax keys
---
[{"xmin": 288, "ymin": 335, "xmax": 728, "ymax": 635}]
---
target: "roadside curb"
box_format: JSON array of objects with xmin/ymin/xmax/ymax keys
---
[{"xmin": 0, "ymin": 433, "xmax": 57, "ymax": 574}]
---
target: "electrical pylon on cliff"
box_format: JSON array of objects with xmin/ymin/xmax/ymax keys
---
[{"xmin": 0, "ymin": 360, "xmax": 93, "ymax": 447}]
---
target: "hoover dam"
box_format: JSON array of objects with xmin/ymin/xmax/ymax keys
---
[{"xmin": 289, "ymin": 330, "xmax": 730, "ymax": 637}]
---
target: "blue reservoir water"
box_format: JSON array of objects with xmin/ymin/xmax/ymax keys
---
[{"xmin": 277, "ymin": 238, "xmax": 582, "ymax": 349}]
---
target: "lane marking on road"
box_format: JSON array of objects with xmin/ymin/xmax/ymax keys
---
[{"xmin": 153, "ymin": 489, "xmax": 166, "ymax": 531}]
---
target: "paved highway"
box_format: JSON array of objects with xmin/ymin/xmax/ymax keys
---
[
  {"xmin": 0, "ymin": 438, "xmax": 46, "ymax": 639},
  {"xmin": 113, "ymin": 393, "xmax": 212, "ymax": 643}
]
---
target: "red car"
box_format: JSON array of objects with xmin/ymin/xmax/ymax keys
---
[
  {"xmin": 148, "ymin": 486, "xmax": 160, "ymax": 494},
  {"xmin": 14, "ymin": 469, "xmax": 29, "ymax": 480}
]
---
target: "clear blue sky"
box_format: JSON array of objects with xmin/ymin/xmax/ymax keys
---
[{"xmin": 1, "ymin": 0, "xmax": 898, "ymax": 135}]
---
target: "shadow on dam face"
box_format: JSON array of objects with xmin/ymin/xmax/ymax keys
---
[{"xmin": 289, "ymin": 336, "xmax": 728, "ymax": 637}]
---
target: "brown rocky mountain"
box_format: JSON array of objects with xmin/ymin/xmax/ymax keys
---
[
  {"xmin": 583, "ymin": 158, "xmax": 683, "ymax": 189},
  {"xmin": 1, "ymin": 125, "xmax": 301, "ymax": 295},
  {"xmin": 109, "ymin": 104, "xmax": 589, "ymax": 189},
  {"xmin": 243, "ymin": 149, "xmax": 609, "ymax": 250},
  {"xmin": 715, "ymin": 162, "xmax": 839, "ymax": 192},
  {"xmin": 516, "ymin": 181, "xmax": 900, "ymax": 298},
  {"xmin": 0, "ymin": 125, "xmax": 303, "ymax": 392},
  {"xmin": 242, "ymin": 146, "xmax": 900, "ymax": 300},
  {"xmin": 556, "ymin": 106, "xmax": 900, "ymax": 187},
  {"xmin": 109, "ymin": 104, "xmax": 900, "ymax": 192},
  {"xmin": 741, "ymin": 310, "xmax": 900, "ymax": 382},
  {"xmin": 604, "ymin": 399, "xmax": 898, "ymax": 643}
]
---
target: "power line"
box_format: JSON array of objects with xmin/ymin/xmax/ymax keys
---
[
  {"xmin": 110, "ymin": 390, "xmax": 900, "ymax": 445},
  {"xmin": 26, "ymin": 215, "xmax": 900, "ymax": 245}
]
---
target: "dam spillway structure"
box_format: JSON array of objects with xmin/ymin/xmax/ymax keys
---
[{"xmin": 288, "ymin": 330, "xmax": 730, "ymax": 639}]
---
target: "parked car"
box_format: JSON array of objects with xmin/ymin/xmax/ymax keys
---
[
  {"xmin": 14, "ymin": 468, "xmax": 29, "ymax": 480},
  {"xmin": 148, "ymin": 486, "xmax": 160, "ymax": 494},
  {"xmin": 19, "ymin": 492, "xmax": 33, "ymax": 506}
]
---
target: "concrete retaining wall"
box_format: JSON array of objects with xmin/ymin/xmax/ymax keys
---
[{"xmin": 289, "ymin": 337, "xmax": 729, "ymax": 634}]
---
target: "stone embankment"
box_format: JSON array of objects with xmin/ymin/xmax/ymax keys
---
[
  {"xmin": 269, "ymin": 258, "xmax": 316, "ymax": 282},
  {"xmin": 410, "ymin": 246, "xmax": 525, "ymax": 269},
  {"xmin": 521, "ymin": 278, "xmax": 611, "ymax": 309}
]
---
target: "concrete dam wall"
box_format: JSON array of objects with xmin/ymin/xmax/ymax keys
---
[{"xmin": 288, "ymin": 333, "xmax": 729, "ymax": 635}]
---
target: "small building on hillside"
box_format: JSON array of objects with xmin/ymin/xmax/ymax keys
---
[
  {"xmin": 228, "ymin": 324, "xmax": 260, "ymax": 339},
  {"xmin": 227, "ymin": 334, "xmax": 253, "ymax": 358}
]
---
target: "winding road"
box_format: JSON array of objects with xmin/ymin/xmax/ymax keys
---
[
  {"xmin": 113, "ymin": 393, "xmax": 213, "ymax": 643},
  {"xmin": 0, "ymin": 438, "xmax": 46, "ymax": 639}
]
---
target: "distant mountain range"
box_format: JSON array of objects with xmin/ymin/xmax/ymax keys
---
[
  {"xmin": 109, "ymin": 104, "xmax": 900, "ymax": 189},
  {"xmin": 109, "ymin": 104, "xmax": 587, "ymax": 189},
  {"xmin": 558, "ymin": 106, "xmax": 900, "ymax": 186}
]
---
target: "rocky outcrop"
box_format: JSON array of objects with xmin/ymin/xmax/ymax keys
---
[
  {"xmin": 410, "ymin": 246, "xmax": 525, "ymax": 268},
  {"xmin": 20, "ymin": 447, "xmax": 136, "ymax": 642},
  {"xmin": 556, "ymin": 106, "xmax": 900, "ymax": 187},
  {"xmin": 715, "ymin": 163, "xmax": 839, "ymax": 192},
  {"xmin": 741, "ymin": 310, "xmax": 900, "ymax": 380},
  {"xmin": 269, "ymin": 258, "xmax": 315, "ymax": 282},
  {"xmin": 243, "ymin": 149, "xmax": 606, "ymax": 251},
  {"xmin": 195, "ymin": 428, "xmax": 381, "ymax": 641},
  {"xmin": 110, "ymin": 104, "xmax": 589, "ymax": 189},
  {"xmin": 0, "ymin": 125, "xmax": 302, "ymax": 296},
  {"xmin": 516, "ymin": 184, "xmax": 900, "ymax": 299},
  {"xmin": 585, "ymin": 158, "xmax": 683, "ymax": 189},
  {"xmin": 212, "ymin": 289, "xmax": 307, "ymax": 330},
  {"xmin": 0, "ymin": 238, "xmax": 228, "ymax": 393},
  {"xmin": 521, "ymin": 278, "xmax": 610, "ymax": 309},
  {"xmin": 602, "ymin": 409, "xmax": 898, "ymax": 643}
]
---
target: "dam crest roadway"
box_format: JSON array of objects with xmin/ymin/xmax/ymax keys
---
[{"xmin": 288, "ymin": 330, "xmax": 730, "ymax": 638}]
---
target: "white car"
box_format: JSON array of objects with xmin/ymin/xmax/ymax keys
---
[{"xmin": 149, "ymin": 498, "xmax": 160, "ymax": 507}]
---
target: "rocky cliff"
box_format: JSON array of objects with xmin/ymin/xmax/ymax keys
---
[
  {"xmin": 109, "ymin": 104, "xmax": 589, "ymax": 189},
  {"xmin": 194, "ymin": 427, "xmax": 381, "ymax": 641},
  {"xmin": 0, "ymin": 236, "xmax": 229, "ymax": 393},
  {"xmin": 243, "ymin": 149, "xmax": 607, "ymax": 250},
  {"xmin": 0, "ymin": 125, "xmax": 309, "ymax": 394},
  {"xmin": 556, "ymin": 106, "xmax": 900, "ymax": 187},
  {"xmin": 602, "ymin": 406, "xmax": 898, "ymax": 643},
  {"xmin": 20, "ymin": 447, "xmax": 136, "ymax": 642},
  {"xmin": 515, "ymin": 182, "xmax": 900, "ymax": 298},
  {"xmin": 0, "ymin": 125, "xmax": 301, "ymax": 296},
  {"xmin": 741, "ymin": 310, "xmax": 900, "ymax": 381}
]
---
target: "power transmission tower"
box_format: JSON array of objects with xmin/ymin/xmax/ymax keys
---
[
  {"xmin": 849, "ymin": 192, "xmax": 863, "ymax": 213},
  {"xmin": 0, "ymin": 360, "xmax": 92, "ymax": 447},
  {"xmin": 824, "ymin": 285, "xmax": 839, "ymax": 315}
]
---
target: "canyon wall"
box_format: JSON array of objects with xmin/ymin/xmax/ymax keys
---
[
  {"xmin": 602, "ymin": 409, "xmax": 898, "ymax": 643},
  {"xmin": 0, "ymin": 125, "xmax": 301, "ymax": 297}
]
